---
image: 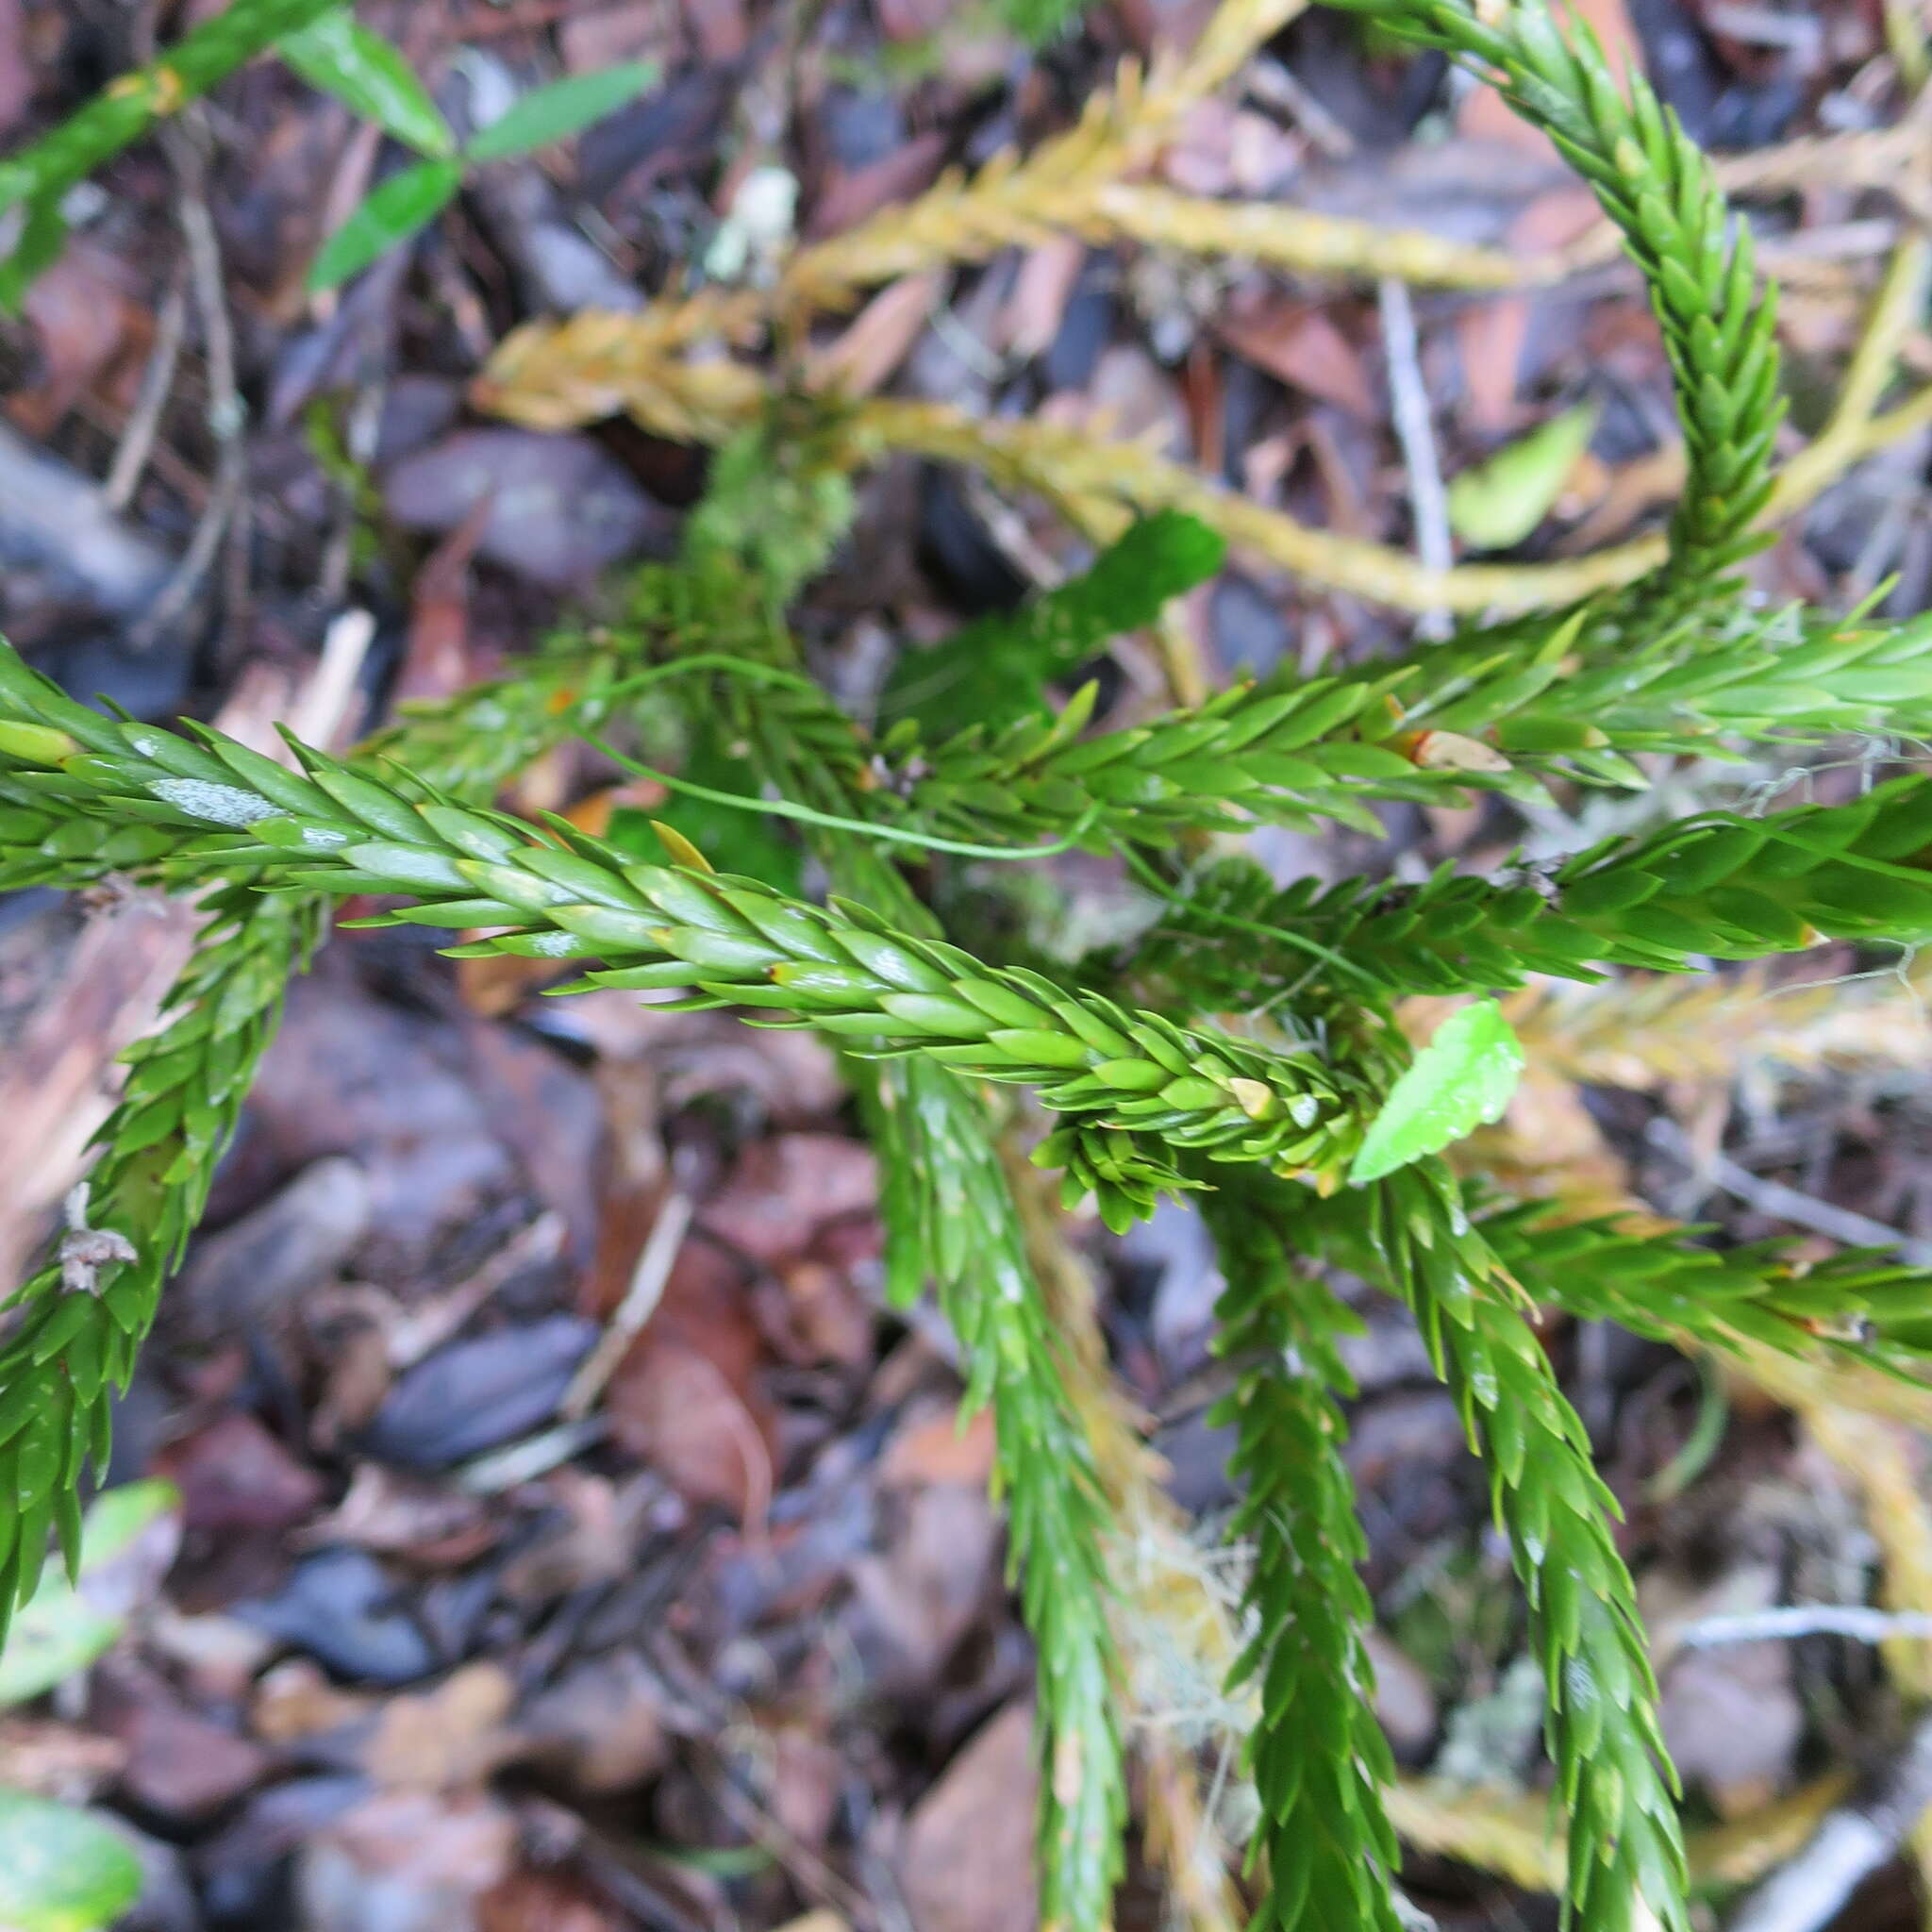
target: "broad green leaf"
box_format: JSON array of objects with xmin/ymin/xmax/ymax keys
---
[
  {"xmin": 279, "ymin": 10, "xmax": 456, "ymax": 158},
  {"xmin": 1446, "ymin": 403, "xmax": 1599, "ymax": 551},
  {"xmin": 1350, "ymin": 999, "xmax": 1525, "ymax": 1184},
  {"xmin": 0, "ymin": 1482, "xmax": 181, "ymax": 1708},
  {"xmin": 464, "ymin": 60, "xmax": 658, "ymax": 162},
  {"xmin": 882, "ymin": 510, "xmax": 1226, "ymax": 735},
  {"xmin": 306, "ymin": 158, "xmax": 461, "ymax": 291},
  {"xmin": 997, "ymin": 0, "xmax": 1089, "ymax": 42},
  {"xmin": 0, "ymin": 1790, "xmax": 142, "ymax": 1932}
]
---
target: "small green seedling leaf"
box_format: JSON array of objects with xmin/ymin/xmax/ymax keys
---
[
  {"xmin": 1446, "ymin": 402, "xmax": 1600, "ymax": 552},
  {"xmin": 464, "ymin": 60, "xmax": 659, "ymax": 162},
  {"xmin": 1350, "ymin": 999, "xmax": 1525, "ymax": 1184},
  {"xmin": 0, "ymin": 1790, "xmax": 142, "ymax": 1932},
  {"xmin": 0, "ymin": 1481, "xmax": 181, "ymax": 1708},
  {"xmin": 279, "ymin": 10, "xmax": 456, "ymax": 158},
  {"xmin": 307, "ymin": 157, "xmax": 461, "ymax": 291},
  {"xmin": 882, "ymin": 509, "xmax": 1226, "ymax": 734}
]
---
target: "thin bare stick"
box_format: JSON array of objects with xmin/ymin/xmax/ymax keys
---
[
  {"xmin": 102, "ymin": 274, "xmax": 188, "ymax": 511},
  {"xmin": 1646, "ymin": 1118, "xmax": 1932, "ymax": 1265},
  {"xmin": 563, "ymin": 1189, "xmax": 695, "ymax": 1420},
  {"xmin": 132, "ymin": 117, "xmax": 246, "ymax": 649},
  {"xmin": 1729, "ymin": 1717, "xmax": 1932, "ymax": 1932},
  {"xmin": 1377, "ymin": 277, "xmax": 1453, "ymax": 638}
]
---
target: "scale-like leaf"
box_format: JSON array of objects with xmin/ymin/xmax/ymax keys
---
[
  {"xmin": 0, "ymin": 1482, "xmax": 181, "ymax": 1708},
  {"xmin": 1350, "ymin": 999, "xmax": 1524, "ymax": 1183}
]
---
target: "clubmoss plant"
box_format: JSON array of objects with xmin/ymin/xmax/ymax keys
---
[{"xmin": 6, "ymin": 4, "xmax": 1932, "ymax": 1928}]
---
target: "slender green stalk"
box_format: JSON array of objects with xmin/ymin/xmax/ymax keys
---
[
  {"xmin": 0, "ymin": 646, "xmax": 1363, "ymax": 1180},
  {"xmin": 1481, "ymin": 1201, "xmax": 1932, "ymax": 1379},
  {"xmin": 887, "ymin": 603, "xmax": 1932, "ymax": 849},
  {"xmin": 0, "ymin": 628, "xmax": 660, "ymax": 1640}
]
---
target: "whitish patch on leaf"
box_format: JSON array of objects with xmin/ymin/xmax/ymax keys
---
[{"xmin": 0, "ymin": 1790, "xmax": 142, "ymax": 1930}]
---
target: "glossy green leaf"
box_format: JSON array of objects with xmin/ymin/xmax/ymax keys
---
[
  {"xmin": 997, "ymin": 0, "xmax": 1089, "ymax": 42},
  {"xmin": 1350, "ymin": 999, "xmax": 1525, "ymax": 1184},
  {"xmin": 0, "ymin": 1481, "xmax": 181, "ymax": 1707},
  {"xmin": 1447, "ymin": 403, "xmax": 1600, "ymax": 551},
  {"xmin": 882, "ymin": 510, "xmax": 1226, "ymax": 734},
  {"xmin": 278, "ymin": 10, "xmax": 456, "ymax": 157},
  {"xmin": 0, "ymin": 1790, "xmax": 142, "ymax": 1932},
  {"xmin": 306, "ymin": 157, "xmax": 461, "ymax": 291},
  {"xmin": 464, "ymin": 60, "xmax": 658, "ymax": 162}
]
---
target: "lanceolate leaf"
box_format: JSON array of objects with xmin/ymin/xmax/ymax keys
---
[
  {"xmin": 307, "ymin": 157, "xmax": 461, "ymax": 291},
  {"xmin": 1447, "ymin": 402, "xmax": 1600, "ymax": 551},
  {"xmin": 278, "ymin": 9, "xmax": 456, "ymax": 157},
  {"xmin": 464, "ymin": 61, "xmax": 659, "ymax": 162},
  {"xmin": 1351, "ymin": 998, "xmax": 1525, "ymax": 1183}
]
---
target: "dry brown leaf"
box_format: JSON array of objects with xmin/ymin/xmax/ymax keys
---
[
  {"xmin": 364, "ymin": 1664, "xmax": 520, "ymax": 1792},
  {"xmin": 1004, "ymin": 235, "xmax": 1088, "ymax": 359},
  {"xmin": 899, "ymin": 1702, "xmax": 1040, "ymax": 1932},
  {"xmin": 807, "ymin": 272, "xmax": 943, "ymax": 398},
  {"xmin": 1215, "ymin": 297, "xmax": 1375, "ymax": 417},
  {"xmin": 880, "ymin": 1404, "xmax": 998, "ymax": 1490}
]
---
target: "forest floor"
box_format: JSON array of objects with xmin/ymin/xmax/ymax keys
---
[{"xmin": 4, "ymin": 3, "xmax": 1932, "ymax": 1929}]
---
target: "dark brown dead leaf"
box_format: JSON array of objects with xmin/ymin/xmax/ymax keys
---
[
  {"xmin": 478, "ymin": 1869, "xmax": 616, "ymax": 1932},
  {"xmin": 808, "ymin": 273, "xmax": 943, "ymax": 397},
  {"xmin": 1217, "ymin": 298, "xmax": 1376, "ymax": 418},
  {"xmin": 295, "ymin": 1789, "xmax": 520, "ymax": 1932},
  {"xmin": 808, "ymin": 134, "xmax": 946, "ymax": 241},
  {"xmin": 12, "ymin": 245, "xmax": 142, "ymax": 436},
  {"xmin": 1003, "ymin": 237, "xmax": 1086, "ymax": 361},
  {"xmin": 94, "ymin": 1660, "xmax": 273, "ymax": 1823},
  {"xmin": 880, "ymin": 1403, "xmax": 997, "ymax": 1491},
  {"xmin": 393, "ymin": 493, "xmax": 494, "ymax": 708},
  {"xmin": 0, "ymin": 0, "xmax": 27, "ymax": 140},
  {"xmin": 296, "ymin": 1465, "xmax": 499, "ymax": 1567},
  {"xmin": 519, "ymin": 1650, "xmax": 671, "ymax": 1793},
  {"xmin": 756, "ymin": 1258, "xmax": 875, "ymax": 1370},
  {"xmin": 848, "ymin": 1482, "xmax": 1001, "ymax": 1690},
  {"xmin": 155, "ymin": 1410, "xmax": 326, "ymax": 1536},
  {"xmin": 1457, "ymin": 297, "xmax": 1531, "ymax": 434}
]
